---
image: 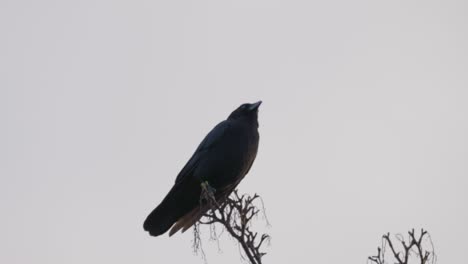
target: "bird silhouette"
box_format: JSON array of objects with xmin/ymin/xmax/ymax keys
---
[{"xmin": 143, "ymin": 101, "xmax": 262, "ymax": 237}]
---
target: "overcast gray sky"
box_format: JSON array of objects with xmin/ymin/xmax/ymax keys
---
[{"xmin": 1, "ymin": 0, "xmax": 467, "ymax": 263}]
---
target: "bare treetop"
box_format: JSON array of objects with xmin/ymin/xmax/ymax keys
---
[{"xmin": 368, "ymin": 228, "xmax": 437, "ymax": 264}]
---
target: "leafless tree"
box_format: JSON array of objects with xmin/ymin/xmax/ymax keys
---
[
  {"xmin": 368, "ymin": 228, "xmax": 437, "ymax": 264},
  {"xmin": 192, "ymin": 182, "xmax": 270, "ymax": 264}
]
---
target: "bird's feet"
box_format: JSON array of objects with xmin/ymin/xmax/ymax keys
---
[
  {"xmin": 201, "ymin": 181, "xmax": 216, "ymax": 195},
  {"xmin": 200, "ymin": 181, "xmax": 219, "ymax": 208}
]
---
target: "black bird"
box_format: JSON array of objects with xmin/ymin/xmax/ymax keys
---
[{"xmin": 143, "ymin": 101, "xmax": 262, "ymax": 237}]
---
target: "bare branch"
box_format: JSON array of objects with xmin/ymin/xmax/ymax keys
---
[
  {"xmin": 193, "ymin": 182, "xmax": 270, "ymax": 264},
  {"xmin": 368, "ymin": 229, "xmax": 436, "ymax": 264}
]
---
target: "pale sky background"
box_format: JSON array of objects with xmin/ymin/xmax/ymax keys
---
[{"xmin": 1, "ymin": 0, "xmax": 467, "ymax": 263}]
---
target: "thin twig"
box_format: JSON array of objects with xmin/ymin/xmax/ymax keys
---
[
  {"xmin": 368, "ymin": 229, "xmax": 436, "ymax": 264},
  {"xmin": 193, "ymin": 182, "xmax": 270, "ymax": 264}
]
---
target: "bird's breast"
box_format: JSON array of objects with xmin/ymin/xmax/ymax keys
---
[{"xmin": 195, "ymin": 125, "xmax": 258, "ymax": 188}]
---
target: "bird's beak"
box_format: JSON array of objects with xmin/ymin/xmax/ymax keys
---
[{"xmin": 248, "ymin": 101, "xmax": 262, "ymax": 111}]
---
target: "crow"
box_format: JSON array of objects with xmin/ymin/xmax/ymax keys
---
[{"xmin": 143, "ymin": 101, "xmax": 262, "ymax": 237}]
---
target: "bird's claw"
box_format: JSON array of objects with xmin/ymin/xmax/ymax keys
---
[
  {"xmin": 201, "ymin": 181, "xmax": 216, "ymax": 195},
  {"xmin": 200, "ymin": 181, "xmax": 219, "ymax": 209}
]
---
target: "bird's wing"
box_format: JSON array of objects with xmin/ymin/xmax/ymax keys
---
[{"xmin": 174, "ymin": 120, "xmax": 230, "ymax": 184}]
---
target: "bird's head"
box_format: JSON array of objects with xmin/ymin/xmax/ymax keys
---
[{"xmin": 228, "ymin": 101, "xmax": 262, "ymax": 122}]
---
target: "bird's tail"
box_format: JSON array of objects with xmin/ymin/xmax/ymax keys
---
[{"xmin": 143, "ymin": 187, "xmax": 182, "ymax": 237}]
